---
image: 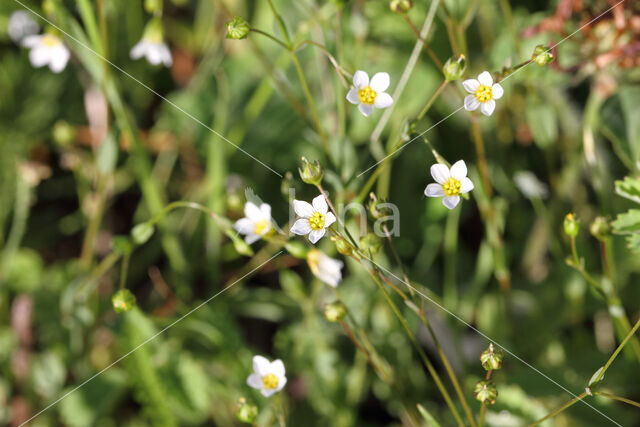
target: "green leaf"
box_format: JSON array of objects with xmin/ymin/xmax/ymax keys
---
[
  {"xmin": 417, "ymin": 403, "xmax": 441, "ymax": 427},
  {"xmin": 588, "ymin": 366, "xmax": 605, "ymax": 389},
  {"xmin": 624, "ymin": 234, "xmax": 640, "ymax": 253},
  {"xmin": 525, "ymin": 103, "xmax": 558, "ymax": 149},
  {"xmin": 611, "ymin": 209, "xmax": 640, "ymax": 234},
  {"xmin": 601, "ymin": 86, "xmax": 640, "ymax": 167},
  {"xmin": 131, "ymin": 223, "xmax": 155, "ymax": 245},
  {"xmin": 615, "ymin": 176, "xmax": 640, "ymax": 204}
]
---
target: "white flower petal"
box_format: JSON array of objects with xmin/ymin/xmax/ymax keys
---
[
  {"xmin": 374, "ymin": 92, "xmax": 393, "ymax": 109},
  {"xmin": 159, "ymin": 44, "xmax": 172, "ymax": 67},
  {"xmin": 274, "ymin": 375, "xmax": 287, "ymax": 392},
  {"xmin": 430, "ymin": 163, "xmax": 450, "ymax": 184},
  {"xmin": 293, "ymin": 200, "xmax": 314, "ymax": 218},
  {"xmin": 492, "ymin": 83, "xmax": 504, "ymax": 99},
  {"xmin": 443, "ymin": 196, "xmax": 460, "ymax": 210},
  {"xmin": 259, "ymin": 203, "xmax": 272, "ymax": 221},
  {"xmin": 244, "ymin": 202, "xmax": 263, "ymax": 222},
  {"xmin": 308, "ymin": 229, "xmax": 326, "ymax": 244},
  {"xmin": 346, "ymin": 88, "xmax": 360, "ymax": 105},
  {"xmin": 29, "ymin": 46, "xmax": 49, "ymax": 68},
  {"xmin": 478, "ymin": 71, "xmax": 493, "ymax": 86},
  {"xmin": 233, "ymin": 218, "xmax": 254, "ymax": 235},
  {"xmin": 247, "ymin": 373, "xmax": 263, "ymax": 389},
  {"xmin": 290, "ymin": 219, "xmax": 312, "ymax": 235},
  {"xmin": 270, "ymin": 359, "xmax": 285, "ymax": 376},
  {"xmin": 450, "ymin": 160, "xmax": 467, "ymax": 180},
  {"xmin": 245, "ymin": 233, "xmax": 261, "ymax": 245},
  {"xmin": 370, "ymin": 72, "xmax": 390, "ymax": 92},
  {"xmin": 460, "ymin": 177, "xmax": 474, "ymax": 193},
  {"xmin": 312, "ymin": 195, "xmax": 328, "ymax": 214},
  {"xmin": 49, "ymin": 47, "xmax": 69, "ymax": 73},
  {"xmin": 480, "ymin": 99, "xmax": 496, "ymax": 116},
  {"xmin": 462, "ymin": 78, "xmax": 480, "ymax": 93},
  {"xmin": 464, "ymin": 95, "xmax": 480, "ymax": 111},
  {"xmin": 130, "ymin": 41, "xmax": 146, "ymax": 59},
  {"xmin": 261, "ymin": 388, "xmax": 277, "ymax": 397},
  {"xmin": 358, "ymin": 103, "xmax": 374, "ymax": 117},
  {"xmin": 352, "ymin": 70, "xmax": 369, "ymax": 89},
  {"xmin": 253, "ymin": 355, "xmax": 271, "ymax": 376},
  {"xmin": 147, "ymin": 44, "xmax": 163, "ymax": 65},
  {"xmin": 21, "ymin": 34, "xmax": 42, "ymax": 48},
  {"xmin": 324, "ymin": 212, "xmax": 336, "ymax": 228},
  {"xmin": 424, "ymin": 183, "xmax": 445, "ymax": 197}
]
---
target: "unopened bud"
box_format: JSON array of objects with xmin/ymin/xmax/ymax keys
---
[
  {"xmin": 112, "ymin": 289, "xmax": 136, "ymax": 313},
  {"xmin": 236, "ymin": 398, "xmax": 258, "ymax": 424},
  {"xmin": 298, "ymin": 157, "xmax": 323, "ymax": 186},
  {"xmin": 389, "ymin": 0, "xmax": 412, "ymax": 13},
  {"xmin": 532, "ymin": 45, "xmax": 554, "ymax": 66},
  {"xmin": 480, "ymin": 343, "xmax": 504, "ymax": 371},
  {"xmin": 442, "ymin": 55, "xmax": 467, "ymax": 81},
  {"xmin": 563, "ymin": 213, "xmax": 580, "ymax": 237},
  {"xmin": 226, "ymin": 16, "xmax": 250, "ymax": 40},
  {"xmin": 324, "ymin": 302, "xmax": 347, "ymax": 322},
  {"xmin": 331, "ymin": 235, "xmax": 354, "ymax": 257},
  {"xmin": 52, "ymin": 121, "xmax": 76, "ymax": 147},
  {"xmin": 474, "ymin": 380, "xmax": 497, "ymax": 404},
  {"xmin": 359, "ymin": 233, "xmax": 382, "ymax": 255},
  {"xmin": 368, "ymin": 193, "xmax": 392, "ymax": 220},
  {"xmin": 590, "ymin": 216, "xmax": 610, "ymax": 241}
]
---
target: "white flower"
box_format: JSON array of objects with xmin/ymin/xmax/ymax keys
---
[
  {"xmin": 233, "ymin": 202, "xmax": 273, "ymax": 244},
  {"xmin": 246, "ymin": 355, "xmax": 287, "ymax": 397},
  {"xmin": 290, "ymin": 195, "xmax": 336, "ymax": 244},
  {"xmin": 424, "ymin": 160, "xmax": 474, "ymax": 209},
  {"xmin": 22, "ymin": 34, "xmax": 70, "ymax": 73},
  {"xmin": 8, "ymin": 11, "xmax": 39, "ymax": 44},
  {"xmin": 462, "ymin": 71, "xmax": 504, "ymax": 116},
  {"xmin": 514, "ymin": 171, "xmax": 548, "ymax": 200},
  {"xmin": 307, "ymin": 249, "xmax": 343, "ymax": 287},
  {"xmin": 130, "ymin": 38, "xmax": 172, "ymax": 67},
  {"xmin": 346, "ymin": 70, "xmax": 394, "ymax": 117}
]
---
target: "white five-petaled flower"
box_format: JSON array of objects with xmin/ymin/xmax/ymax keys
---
[
  {"xmin": 346, "ymin": 70, "xmax": 394, "ymax": 117},
  {"xmin": 8, "ymin": 11, "xmax": 39, "ymax": 44},
  {"xmin": 291, "ymin": 195, "xmax": 336, "ymax": 244},
  {"xmin": 130, "ymin": 38, "xmax": 172, "ymax": 67},
  {"xmin": 462, "ymin": 71, "xmax": 504, "ymax": 116},
  {"xmin": 246, "ymin": 355, "xmax": 287, "ymax": 397},
  {"xmin": 424, "ymin": 160, "xmax": 474, "ymax": 210},
  {"xmin": 307, "ymin": 249, "xmax": 343, "ymax": 288},
  {"xmin": 233, "ymin": 202, "xmax": 273, "ymax": 244},
  {"xmin": 22, "ymin": 34, "xmax": 70, "ymax": 73}
]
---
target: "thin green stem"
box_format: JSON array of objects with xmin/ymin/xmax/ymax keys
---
[
  {"xmin": 470, "ymin": 117, "xmax": 493, "ymax": 197},
  {"xmin": 593, "ymin": 316, "xmax": 640, "ymax": 384},
  {"xmin": 417, "ymin": 80, "xmax": 449, "ymax": 120},
  {"xmin": 249, "ymin": 28, "xmax": 289, "ymax": 49},
  {"xmin": 478, "ymin": 370, "xmax": 492, "ymax": 427},
  {"xmin": 402, "ymin": 13, "xmax": 443, "ymax": 68},
  {"xmin": 0, "ymin": 173, "xmax": 30, "ymax": 285},
  {"xmin": 594, "ymin": 392, "xmax": 640, "ymax": 409},
  {"xmin": 119, "ymin": 252, "xmax": 131, "ymax": 290},
  {"xmin": 291, "ymin": 54, "xmax": 328, "ymax": 151},
  {"xmin": 266, "ymin": 0, "xmax": 291, "ymax": 46},
  {"xmin": 529, "ymin": 392, "xmax": 587, "ymax": 426},
  {"xmin": 80, "ymin": 174, "xmax": 108, "ymax": 270}
]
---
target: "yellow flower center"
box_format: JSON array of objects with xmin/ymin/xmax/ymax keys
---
[
  {"xmin": 42, "ymin": 34, "xmax": 61, "ymax": 47},
  {"xmin": 262, "ymin": 373, "xmax": 279, "ymax": 389},
  {"xmin": 442, "ymin": 177, "xmax": 462, "ymax": 196},
  {"xmin": 474, "ymin": 85, "xmax": 493, "ymax": 103},
  {"xmin": 358, "ymin": 86, "xmax": 377, "ymax": 104},
  {"xmin": 308, "ymin": 212, "xmax": 326, "ymax": 230},
  {"xmin": 254, "ymin": 219, "xmax": 270, "ymax": 235}
]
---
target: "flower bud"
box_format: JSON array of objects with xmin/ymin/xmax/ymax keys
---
[
  {"xmin": 532, "ymin": 45, "xmax": 554, "ymax": 66},
  {"xmin": 368, "ymin": 193, "xmax": 392, "ymax": 221},
  {"xmin": 563, "ymin": 213, "xmax": 580, "ymax": 238},
  {"xmin": 112, "ymin": 289, "xmax": 136, "ymax": 313},
  {"xmin": 359, "ymin": 233, "xmax": 383, "ymax": 255},
  {"xmin": 324, "ymin": 301, "xmax": 347, "ymax": 322},
  {"xmin": 298, "ymin": 157, "xmax": 323, "ymax": 186},
  {"xmin": 226, "ymin": 16, "xmax": 250, "ymax": 40},
  {"xmin": 144, "ymin": 0, "xmax": 162, "ymax": 13},
  {"xmin": 480, "ymin": 343, "xmax": 504, "ymax": 371},
  {"xmin": 474, "ymin": 380, "xmax": 497, "ymax": 404},
  {"xmin": 389, "ymin": 0, "xmax": 412, "ymax": 13},
  {"xmin": 236, "ymin": 398, "xmax": 258, "ymax": 424},
  {"xmin": 131, "ymin": 223, "xmax": 155, "ymax": 245},
  {"xmin": 52, "ymin": 121, "xmax": 76, "ymax": 147},
  {"xmin": 442, "ymin": 55, "xmax": 467, "ymax": 81},
  {"xmin": 331, "ymin": 235, "xmax": 354, "ymax": 257},
  {"xmin": 590, "ymin": 216, "xmax": 610, "ymax": 241}
]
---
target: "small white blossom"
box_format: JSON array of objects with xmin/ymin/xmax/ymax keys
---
[
  {"xmin": 346, "ymin": 70, "xmax": 394, "ymax": 117},
  {"xmin": 130, "ymin": 39, "xmax": 172, "ymax": 67},
  {"xmin": 8, "ymin": 11, "xmax": 39, "ymax": 44},
  {"xmin": 514, "ymin": 171, "xmax": 548, "ymax": 199},
  {"xmin": 290, "ymin": 195, "xmax": 336, "ymax": 244},
  {"xmin": 246, "ymin": 355, "xmax": 287, "ymax": 397},
  {"xmin": 462, "ymin": 71, "xmax": 504, "ymax": 116},
  {"xmin": 233, "ymin": 202, "xmax": 273, "ymax": 244},
  {"xmin": 424, "ymin": 160, "xmax": 474, "ymax": 209},
  {"xmin": 22, "ymin": 34, "xmax": 70, "ymax": 73},
  {"xmin": 307, "ymin": 249, "xmax": 343, "ymax": 287}
]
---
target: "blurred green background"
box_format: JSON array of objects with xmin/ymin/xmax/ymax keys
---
[{"xmin": 1, "ymin": 0, "xmax": 640, "ymax": 425}]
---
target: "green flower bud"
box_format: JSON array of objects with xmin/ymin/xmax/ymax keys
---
[
  {"xmin": 532, "ymin": 45, "xmax": 554, "ymax": 66},
  {"xmin": 52, "ymin": 121, "xmax": 76, "ymax": 147},
  {"xmin": 480, "ymin": 343, "xmax": 504, "ymax": 371},
  {"xmin": 474, "ymin": 380, "xmax": 497, "ymax": 405},
  {"xmin": 131, "ymin": 223, "xmax": 155, "ymax": 245},
  {"xmin": 236, "ymin": 398, "xmax": 258, "ymax": 424},
  {"xmin": 331, "ymin": 235, "xmax": 354, "ymax": 257},
  {"xmin": 563, "ymin": 213, "xmax": 580, "ymax": 238},
  {"xmin": 144, "ymin": 0, "xmax": 162, "ymax": 14},
  {"xmin": 359, "ymin": 233, "xmax": 383, "ymax": 255},
  {"xmin": 442, "ymin": 55, "xmax": 467, "ymax": 81},
  {"xmin": 590, "ymin": 216, "xmax": 610, "ymax": 241},
  {"xmin": 112, "ymin": 289, "xmax": 136, "ymax": 313},
  {"xmin": 226, "ymin": 16, "xmax": 250, "ymax": 40},
  {"xmin": 389, "ymin": 0, "xmax": 412, "ymax": 13},
  {"xmin": 298, "ymin": 157, "xmax": 324, "ymax": 186},
  {"xmin": 324, "ymin": 301, "xmax": 347, "ymax": 322},
  {"xmin": 368, "ymin": 193, "xmax": 392, "ymax": 221}
]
